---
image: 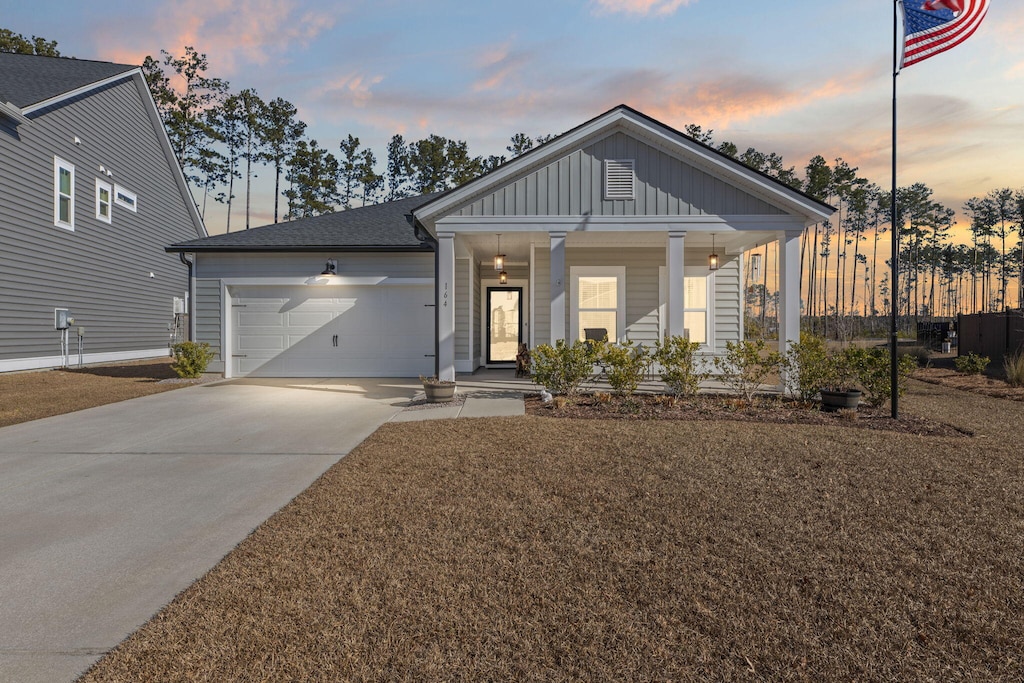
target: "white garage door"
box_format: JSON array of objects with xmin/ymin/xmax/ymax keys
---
[{"xmin": 230, "ymin": 284, "xmax": 434, "ymax": 377}]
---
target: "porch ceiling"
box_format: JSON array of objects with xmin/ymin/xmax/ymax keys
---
[{"xmin": 456, "ymin": 230, "xmax": 786, "ymax": 265}]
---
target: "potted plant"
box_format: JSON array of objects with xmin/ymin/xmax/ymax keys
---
[
  {"xmin": 419, "ymin": 375, "xmax": 457, "ymax": 403},
  {"xmin": 819, "ymin": 348, "xmax": 862, "ymax": 411}
]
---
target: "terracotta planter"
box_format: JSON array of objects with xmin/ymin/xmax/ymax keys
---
[
  {"xmin": 423, "ymin": 382, "xmax": 457, "ymax": 403},
  {"xmin": 820, "ymin": 389, "xmax": 862, "ymax": 412}
]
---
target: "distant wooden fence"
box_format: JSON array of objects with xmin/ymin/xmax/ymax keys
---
[{"xmin": 957, "ymin": 311, "xmax": 1024, "ymax": 362}]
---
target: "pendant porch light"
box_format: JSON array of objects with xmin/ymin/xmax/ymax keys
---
[{"xmin": 708, "ymin": 234, "xmax": 720, "ymax": 271}]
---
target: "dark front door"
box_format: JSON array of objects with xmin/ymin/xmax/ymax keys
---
[{"xmin": 486, "ymin": 287, "xmax": 522, "ymax": 364}]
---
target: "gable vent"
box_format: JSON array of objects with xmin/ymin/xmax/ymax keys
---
[{"xmin": 604, "ymin": 159, "xmax": 635, "ymax": 200}]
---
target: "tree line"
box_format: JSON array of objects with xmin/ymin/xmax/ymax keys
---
[{"xmin": 5, "ymin": 31, "xmax": 1023, "ymax": 326}]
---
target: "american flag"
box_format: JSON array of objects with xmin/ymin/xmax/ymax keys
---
[{"xmin": 901, "ymin": 0, "xmax": 990, "ymax": 69}]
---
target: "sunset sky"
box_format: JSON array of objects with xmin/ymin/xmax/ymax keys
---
[{"xmin": 5, "ymin": 0, "xmax": 1023, "ymax": 236}]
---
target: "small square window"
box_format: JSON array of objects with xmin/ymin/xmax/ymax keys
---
[
  {"xmin": 114, "ymin": 185, "xmax": 137, "ymax": 212},
  {"xmin": 54, "ymin": 156, "xmax": 75, "ymax": 230},
  {"xmin": 96, "ymin": 179, "xmax": 112, "ymax": 223}
]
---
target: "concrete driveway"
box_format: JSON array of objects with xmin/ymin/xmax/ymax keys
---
[{"xmin": 0, "ymin": 377, "xmax": 417, "ymax": 683}]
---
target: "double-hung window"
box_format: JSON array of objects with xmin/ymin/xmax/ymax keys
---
[
  {"xmin": 659, "ymin": 267, "xmax": 714, "ymax": 346},
  {"xmin": 96, "ymin": 179, "xmax": 112, "ymax": 223},
  {"xmin": 54, "ymin": 157, "xmax": 75, "ymax": 230},
  {"xmin": 571, "ymin": 266, "xmax": 626, "ymax": 343}
]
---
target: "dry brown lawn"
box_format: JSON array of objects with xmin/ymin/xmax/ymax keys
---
[
  {"xmin": 0, "ymin": 358, "xmax": 189, "ymax": 428},
  {"xmin": 79, "ymin": 379, "xmax": 1024, "ymax": 682}
]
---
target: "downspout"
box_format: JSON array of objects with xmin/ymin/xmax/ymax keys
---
[
  {"xmin": 178, "ymin": 252, "xmax": 195, "ymax": 342},
  {"xmin": 413, "ymin": 220, "xmax": 440, "ymax": 378}
]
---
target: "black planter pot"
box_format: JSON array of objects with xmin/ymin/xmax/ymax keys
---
[{"xmin": 820, "ymin": 389, "xmax": 862, "ymax": 412}]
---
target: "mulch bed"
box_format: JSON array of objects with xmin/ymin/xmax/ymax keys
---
[
  {"xmin": 914, "ymin": 366, "xmax": 1024, "ymax": 402},
  {"xmin": 525, "ymin": 393, "xmax": 970, "ymax": 438}
]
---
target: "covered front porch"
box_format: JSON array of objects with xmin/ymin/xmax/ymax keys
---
[{"xmin": 432, "ymin": 225, "xmax": 803, "ymax": 381}]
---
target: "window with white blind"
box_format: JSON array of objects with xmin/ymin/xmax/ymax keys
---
[
  {"xmin": 659, "ymin": 267, "xmax": 714, "ymax": 347},
  {"xmin": 571, "ymin": 266, "xmax": 626, "ymax": 343}
]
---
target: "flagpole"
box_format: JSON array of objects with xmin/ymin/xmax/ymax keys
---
[{"xmin": 891, "ymin": 0, "xmax": 901, "ymax": 419}]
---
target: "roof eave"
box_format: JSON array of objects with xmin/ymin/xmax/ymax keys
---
[
  {"xmin": 21, "ymin": 68, "xmax": 137, "ymax": 114},
  {"xmin": 0, "ymin": 100, "xmax": 29, "ymax": 125},
  {"xmin": 165, "ymin": 244, "xmax": 435, "ymax": 254}
]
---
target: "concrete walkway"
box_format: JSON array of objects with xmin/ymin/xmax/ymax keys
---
[{"xmin": 0, "ymin": 378, "xmax": 426, "ymax": 683}]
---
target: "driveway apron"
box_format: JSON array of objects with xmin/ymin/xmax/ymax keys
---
[{"xmin": 0, "ymin": 378, "xmax": 411, "ymax": 683}]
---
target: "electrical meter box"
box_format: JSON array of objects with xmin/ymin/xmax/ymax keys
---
[
  {"xmin": 55, "ymin": 308, "xmax": 71, "ymax": 330},
  {"xmin": 173, "ymin": 297, "xmax": 187, "ymax": 314}
]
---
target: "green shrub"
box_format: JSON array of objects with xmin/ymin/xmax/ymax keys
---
[
  {"xmin": 530, "ymin": 339, "xmax": 598, "ymax": 397},
  {"xmin": 712, "ymin": 339, "xmax": 782, "ymax": 403},
  {"xmin": 954, "ymin": 352, "xmax": 990, "ymax": 375},
  {"xmin": 1003, "ymin": 350, "xmax": 1024, "ymax": 387},
  {"xmin": 653, "ymin": 335, "xmax": 708, "ymax": 397},
  {"xmin": 601, "ymin": 340, "xmax": 651, "ymax": 398},
  {"xmin": 780, "ymin": 333, "xmax": 829, "ymax": 401},
  {"xmin": 846, "ymin": 347, "xmax": 918, "ymax": 408},
  {"xmin": 171, "ymin": 341, "xmax": 215, "ymax": 378}
]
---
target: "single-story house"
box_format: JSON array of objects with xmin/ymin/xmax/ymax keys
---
[{"xmin": 168, "ymin": 105, "xmax": 834, "ymax": 380}]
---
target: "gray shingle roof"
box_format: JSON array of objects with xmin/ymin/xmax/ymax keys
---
[
  {"xmin": 168, "ymin": 193, "xmax": 442, "ymax": 252},
  {"xmin": 0, "ymin": 53, "xmax": 136, "ymax": 109}
]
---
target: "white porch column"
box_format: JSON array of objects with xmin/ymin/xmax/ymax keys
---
[
  {"xmin": 549, "ymin": 231, "xmax": 567, "ymax": 344},
  {"xmin": 778, "ymin": 229, "xmax": 802, "ymax": 387},
  {"xmin": 437, "ymin": 231, "xmax": 456, "ymax": 381},
  {"xmin": 666, "ymin": 230, "xmax": 686, "ymax": 337}
]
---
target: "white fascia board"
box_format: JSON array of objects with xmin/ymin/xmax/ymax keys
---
[
  {"xmin": 435, "ymin": 214, "xmax": 807, "ymax": 232},
  {"xmin": 0, "ymin": 100, "xmax": 29, "ymax": 124},
  {"xmin": 21, "ymin": 69, "xmax": 137, "ymax": 115}
]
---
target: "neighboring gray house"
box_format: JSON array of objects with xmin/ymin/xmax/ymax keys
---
[
  {"xmin": 0, "ymin": 53, "xmax": 206, "ymax": 372},
  {"xmin": 169, "ymin": 105, "xmax": 833, "ymax": 379}
]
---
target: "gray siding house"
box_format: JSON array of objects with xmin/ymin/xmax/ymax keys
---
[
  {"xmin": 170, "ymin": 105, "xmax": 833, "ymax": 379},
  {"xmin": 0, "ymin": 53, "xmax": 206, "ymax": 372}
]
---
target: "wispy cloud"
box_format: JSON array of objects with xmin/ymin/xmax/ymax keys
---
[
  {"xmin": 590, "ymin": 0, "xmax": 696, "ymax": 16},
  {"xmin": 95, "ymin": 0, "xmax": 336, "ymax": 78}
]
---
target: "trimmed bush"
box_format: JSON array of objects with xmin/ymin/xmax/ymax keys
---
[
  {"xmin": 780, "ymin": 333, "xmax": 829, "ymax": 401},
  {"xmin": 601, "ymin": 340, "xmax": 651, "ymax": 399},
  {"xmin": 955, "ymin": 352, "xmax": 990, "ymax": 375},
  {"xmin": 712, "ymin": 339, "xmax": 782, "ymax": 403},
  {"xmin": 846, "ymin": 347, "xmax": 918, "ymax": 409},
  {"xmin": 171, "ymin": 341, "xmax": 215, "ymax": 379},
  {"xmin": 530, "ymin": 339, "xmax": 598, "ymax": 397},
  {"xmin": 653, "ymin": 335, "xmax": 708, "ymax": 397}
]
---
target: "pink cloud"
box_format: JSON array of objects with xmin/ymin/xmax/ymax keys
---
[
  {"xmin": 95, "ymin": 0, "xmax": 336, "ymax": 78},
  {"xmin": 591, "ymin": 0, "xmax": 696, "ymax": 16}
]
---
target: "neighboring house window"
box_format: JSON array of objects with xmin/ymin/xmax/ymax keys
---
[
  {"xmin": 604, "ymin": 159, "xmax": 635, "ymax": 200},
  {"xmin": 114, "ymin": 185, "xmax": 137, "ymax": 212},
  {"xmin": 54, "ymin": 156, "xmax": 74, "ymax": 230},
  {"xmin": 96, "ymin": 179, "xmax": 112, "ymax": 223},
  {"xmin": 571, "ymin": 266, "xmax": 626, "ymax": 343}
]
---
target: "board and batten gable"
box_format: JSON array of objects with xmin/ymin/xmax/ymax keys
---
[
  {"xmin": 0, "ymin": 72, "xmax": 204, "ymax": 370},
  {"xmin": 450, "ymin": 131, "xmax": 788, "ymax": 219},
  {"xmin": 193, "ymin": 251, "xmax": 435, "ymax": 373}
]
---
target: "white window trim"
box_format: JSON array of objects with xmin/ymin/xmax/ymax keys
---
[
  {"xmin": 95, "ymin": 178, "xmax": 112, "ymax": 224},
  {"xmin": 658, "ymin": 266, "xmax": 716, "ymax": 349},
  {"xmin": 114, "ymin": 185, "xmax": 137, "ymax": 212},
  {"xmin": 570, "ymin": 265, "xmax": 626, "ymax": 343},
  {"xmin": 54, "ymin": 156, "xmax": 75, "ymax": 231}
]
